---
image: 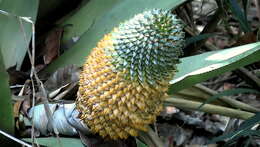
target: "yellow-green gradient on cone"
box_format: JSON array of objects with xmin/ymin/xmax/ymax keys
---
[{"xmin": 76, "ymin": 9, "xmax": 184, "ymax": 139}]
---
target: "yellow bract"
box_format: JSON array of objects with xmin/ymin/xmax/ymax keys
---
[{"xmin": 76, "ymin": 34, "xmax": 170, "ymax": 139}]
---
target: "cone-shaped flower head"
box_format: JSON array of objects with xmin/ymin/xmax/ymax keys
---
[{"xmin": 76, "ymin": 9, "xmax": 185, "ymax": 140}]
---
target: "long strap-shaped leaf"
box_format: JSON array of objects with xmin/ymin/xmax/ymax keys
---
[
  {"xmin": 43, "ymin": 0, "xmax": 188, "ymax": 73},
  {"xmin": 0, "ymin": 0, "xmax": 39, "ymax": 70},
  {"xmin": 0, "ymin": 50, "xmax": 14, "ymax": 135},
  {"xmin": 169, "ymin": 42, "xmax": 260, "ymax": 93}
]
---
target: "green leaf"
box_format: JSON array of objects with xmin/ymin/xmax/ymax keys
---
[
  {"xmin": 169, "ymin": 42, "xmax": 260, "ymax": 93},
  {"xmin": 185, "ymin": 33, "xmax": 215, "ymax": 47},
  {"xmin": 0, "ymin": 51, "xmax": 14, "ymax": 134},
  {"xmin": 239, "ymin": 113, "xmax": 260, "ymax": 131},
  {"xmin": 197, "ymin": 88, "xmax": 260, "ymax": 109},
  {"xmin": 60, "ymin": 0, "xmax": 121, "ymax": 47},
  {"xmin": 227, "ymin": 0, "xmax": 251, "ymax": 32},
  {"xmin": 210, "ymin": 112, "xmax": 260, "ymax": 143},
  {"xmin": 223, "ymin": 130, "xmax": 255, "ymax": 147},
  {"xmin": 244, "ymin": 136, "xmax": 252, "ymax": 147},
  {"xmin": 43, "ymin": 0, "xmax": 187, "ymax": 73},
  {"xmin": 0, "ymin": 0, "xmax": 39, "ymax": 70},
  {"xmin": 136, "ymin": 139, "xmax": 148, "ymax": 147},
  {"xmin": 23, "ymin": 137, "xmax": 84, "ymax": 147},
  {"xmin": 242, "ymin": 0, "xmax": 249, "ymax": 16}
]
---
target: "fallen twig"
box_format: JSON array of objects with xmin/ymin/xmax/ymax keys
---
[{"xmin": 17, "ymin": 13, "xmax": 61, "ymax": 147}]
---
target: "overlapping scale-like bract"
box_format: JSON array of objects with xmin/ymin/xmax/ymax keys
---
[
  {"xmin": 76, "ymin": 9, "xmax": 184, "ymax": 139},
  {"xmin": 110, "ymin": 9, "xmax": 184, "ymax": 85}
]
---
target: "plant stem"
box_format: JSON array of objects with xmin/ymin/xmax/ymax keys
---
[
  {"xmin": 164, "ymin": 98, "xmax": 255, "ymax": 120},
  {"xmin": 195, "ymin": 84, "xmax": 260, "ymax": 113},
  {"xmin": 236, "ymin": 67, "xmax": 260, "ymax": 90},
  {"xmin": 139, "ymin": 127, "xmax": 165, "ymax": 147}
]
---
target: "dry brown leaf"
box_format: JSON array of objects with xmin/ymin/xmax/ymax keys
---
[
  {"xmin": 43, "ymin": 28, "xmax": 63, "ymax": 64},
  {"xmin": 44, "ymin": 65, "xmax": 80, "ymax": 93},
  {"xmin": 13, "ymin": 101, "xmax": 23, "ymax": 118},
  {"xmin": 232, "ymin": 31, "xmax": 257, "ymax": 46},
  {"xmin": 223, "ymin": 83, "xmax": 236, "ymax": 90},
  {"xmin": 7, "ymin": 66, "xmax": 28, "ymax": 85}
]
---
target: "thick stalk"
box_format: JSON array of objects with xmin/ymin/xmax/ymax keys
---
[
  {"xmin": 195, "ymin": 84, "xmax": 260, "ymax": 113},
  {"xmin": 165, "ymin": 98, "xmax": 255, "ymax": 120}
]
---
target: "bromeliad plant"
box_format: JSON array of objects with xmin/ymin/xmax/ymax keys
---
[
  {"xmin": 28, "ymin": 8, "xmax": 260, "ymax": 144},
  {"xmin": 2, "ymin": 0, "xmax": 260, "ymax": 146}
]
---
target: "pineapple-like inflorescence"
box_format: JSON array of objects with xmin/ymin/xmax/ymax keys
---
[{"xmin": 76, "ymin": 9, "xmax": 185, "ymax": 140}]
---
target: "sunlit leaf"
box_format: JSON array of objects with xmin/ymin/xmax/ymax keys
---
[
  {"xmin": 23, "ymin": 137, "xmax": 84, "ymax": 147},
  {"xmin": 169, "ymin": 42, "xmax": 260, "ymax": 93}
]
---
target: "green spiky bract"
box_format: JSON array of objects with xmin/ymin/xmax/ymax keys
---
[{"xmin": 109, "ymin": 9, "xmax": 185, "ymax": 85}]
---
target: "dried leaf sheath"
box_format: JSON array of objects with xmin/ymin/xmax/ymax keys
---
[{"xmin": 76, "ymin": 9, "xmax": 184, "ymax": 139}]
